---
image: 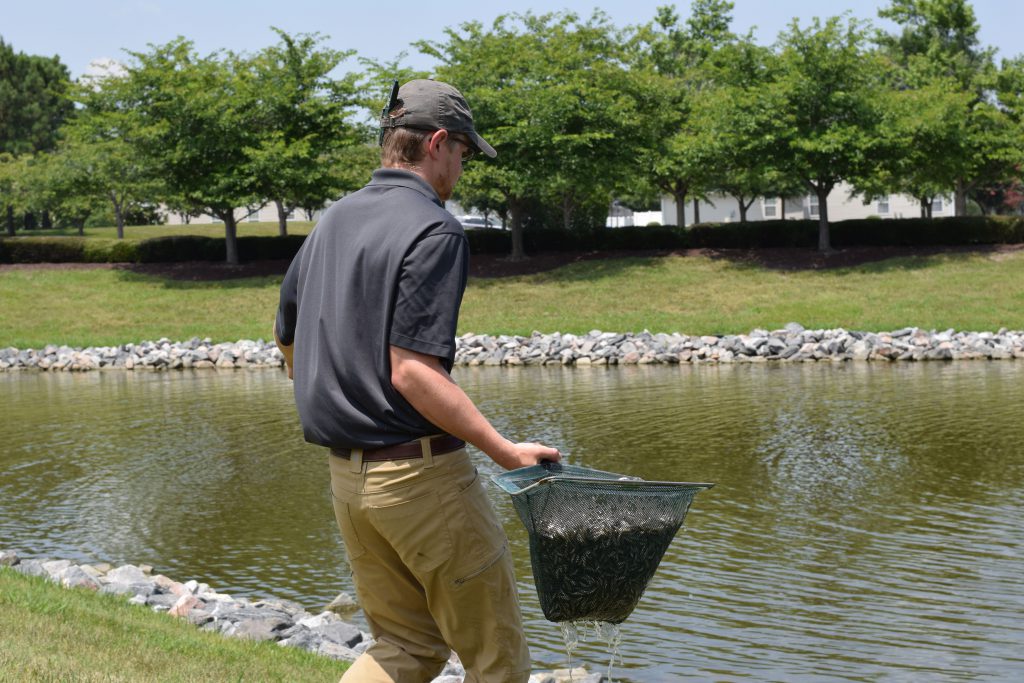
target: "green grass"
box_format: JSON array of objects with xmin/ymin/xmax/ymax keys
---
[
  {"xmin": 0, "ymin": 567, "xmax": 348, "ymax": 682},
  {"xmin": 2, "ymin": 249, "xmax": 1023, "ymax": 348},
  {"xmin": 8, "ymin": 221, "xmax": 316, "ymax": 240}
]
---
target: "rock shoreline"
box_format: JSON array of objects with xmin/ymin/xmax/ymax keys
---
[
  {"xmin": 0, "ymin": 550, "xmax": 604, "ymax": 683},
  {"xmin": 1, "ymin": 324, "xmax": 1022, "ymax": 372}
]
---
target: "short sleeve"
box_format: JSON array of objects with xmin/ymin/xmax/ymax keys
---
[
  {"xmin": 389, "ymin": 233, "xmax": 469, "ymax": 362},
  {"xmin": 276, "ymin": 245, "xmax": 303, "ymax": 345}
]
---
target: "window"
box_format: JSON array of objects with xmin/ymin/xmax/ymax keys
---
[
  {"xmin": 763, "ymin": 197, "xmax": 778, "ymax": 218},
  {"xmin": 807, "ymin": 195, "xmax": 819, "ymax": 218},
  {"xmin": 877, "ymin": 195, "xmax": 890, "ymax": 214},
  {"xmin": 931, "ymin": 197, "xmax": 944, "ymax": 213},
  {"xmin": 247, "ymin": 210, "xmax": 260, "ymax": 223}
]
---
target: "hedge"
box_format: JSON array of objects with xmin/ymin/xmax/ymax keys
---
[{"xmin": 2, "ymin": 216, "xmax": 1022, "ymax": 265}]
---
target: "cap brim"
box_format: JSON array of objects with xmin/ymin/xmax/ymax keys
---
[{"xmin": 469, "ymin": 131, "xmax": 497, "ymax": 158}]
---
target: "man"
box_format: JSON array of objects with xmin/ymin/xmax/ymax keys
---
[{"xmin": 274, "ymin": 79, "xmax": 560, "ymax": 683}]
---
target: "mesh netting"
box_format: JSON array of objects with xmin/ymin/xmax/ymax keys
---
[{"xmin": 493, "ymin": 461, "xmax": 713, "ymax": 624}]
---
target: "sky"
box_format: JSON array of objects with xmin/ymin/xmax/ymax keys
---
[{"xmin": 3, "ymin": 0, "xmax": 1022, "ymax": 80}]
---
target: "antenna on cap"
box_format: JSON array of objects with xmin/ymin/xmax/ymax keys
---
[{"xmin": 378, "ymin": 79, "xmax": 400, "ymax": 146}]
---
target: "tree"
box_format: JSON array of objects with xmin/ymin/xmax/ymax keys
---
[
  {"xmin": 59, "ymin": 71, "xmax": 163, "ymax": 239},
  {"xmin": 871, "ymin": 79, "xmax": 971, "ymax": 216},
  {"xmin": 247, "ymin": 29, "xmax": 364, "ymax": 236},
  {"xmin": 420, "ymin": 11, "xmax": 641, "ymax": 259},
  {"xmin": 876, "ymin": 0, "xmax": 1006, "ymax": 215},
  {"xmin": 629, "ymin": 2, "xmax": 737, "ymax": 226},
  {"xmin": 120, "ymin": 39, "xmax": 260, "ymax": 264},
  {"xmin": 773, "ymin": 16, "xmax": 886, "ymax": 251},
  {"xmin": 0, "ymin": 38, "xmax": 73, "ymax": 234}
]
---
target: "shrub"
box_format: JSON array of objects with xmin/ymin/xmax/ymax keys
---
[
  {"xmin": 0, "ymin": 237, "xmax": 88, "ymax": 263},
  {"xmin": 83, "ymin": 239, "xmax": 140, "ymax": 263}
]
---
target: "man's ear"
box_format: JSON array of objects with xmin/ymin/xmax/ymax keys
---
[{"xmin": 427, "ymin": 129, "xmax": 448, "ymax": 158}]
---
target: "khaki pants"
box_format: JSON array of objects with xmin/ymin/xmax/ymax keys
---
[{"xmin": 329, "ymin": 443, "xmax": 531, "ymax": 683}]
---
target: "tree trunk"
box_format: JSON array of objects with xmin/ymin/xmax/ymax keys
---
[
  {"xmin": 5, "ymin": 205, "xmax": 13, "ymax": 236},
  {"xmin": 275, "ymin": 200, "xmax": 288, "ymax": 237},
  {"xmin": 112, "ymin": 193, "xmax": 125, "ymax": 240},
  {"xmin": 735, "ymin": 195, "xmax": 748, "ymax": 223},
  {"xmin": 816, "ymin": 185, "xmax": 832, "ymax": 252},
  {"xmin": 920, "ymin": 197, "xmax": 928, "ymax": 218},
  {"xmin": 692, "ymin": 198, "xmax": 700, "ymax": 225},
  {"xmin": 42, "ymin": 210, "xmax": 52, "ymax": 230},
  {"xmin": 672, "ymin": 189, "xmax": 687, "ymax": 226},
  {"xmin": 224, "ymin": 212, "xmax": 239, "ymax": 265},
  {"xmin": 561, "ymin": 193, "xmax": 575, "ymax": 231},
  {"xmin": 954, "ymin": 179, "xmax": 968, "ymax": 216},
  {"xmin": 509, "ymin": 199, "xmax": 527, "ymax": 261},
  {"xmin": 780, "ymin": 196, "xmax": 785, "ymax": 220},
  {"xmin": 76, "ymin": 219, "xmax": 85, "ymax": 237}
]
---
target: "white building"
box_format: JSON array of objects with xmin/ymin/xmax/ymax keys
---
[{"xmin": 660, "ymin": 182, "xmax": 952, "ymax": 226}]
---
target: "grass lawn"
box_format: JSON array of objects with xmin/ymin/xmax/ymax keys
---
[
  {"xmin": 1, "ymin": 249, "xmax": 1023, "ymax": 348},
  {"xmin": 7, "ymin": 221, "xmax": 316, "ymax": 240},
  {"xmin": 0, "ymin": 568, "xmax": 348, "ymax": 682}
]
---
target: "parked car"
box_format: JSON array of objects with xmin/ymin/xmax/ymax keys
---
[{"xmin": 457, "ymin": 215, "xmax": 499, "ymax": 230}]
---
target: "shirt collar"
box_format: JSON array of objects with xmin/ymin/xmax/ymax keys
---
[{"xmin": 368, "ymin": 168, "xmax": 441, "ymax": 206}]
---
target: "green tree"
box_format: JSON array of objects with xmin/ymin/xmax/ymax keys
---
[
  {"xmin": 0, "ymin": 38, "xmax": 73, "ymax": 234},
  {"xmin": 247, "ymin": 29, "xmax": 364, "ymax": 236},
  {"xmin": 773, "ymin": 16, "xmax": 886, "ymax": 251},
  {"xmin": 59, "ymin": 71, "xmax": 163, "ymax": 238},
  {"xmin": 420, "ymin": 11, "xmax": 640, "ymax": 259},
  {"xmin": 120, "ymin": 38, "xmax": 259, "ymax": 263},
  {"xmin": 630, "ymin": 2, "xmax": 737, "ymax": 226},
  {"xmin": 875, "ymin": 0, "xmax": 1010, "ymax": 215}
]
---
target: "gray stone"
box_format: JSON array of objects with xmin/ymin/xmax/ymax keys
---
[
  {"xmin": 231, "ymin": 615, "xmax": 293, "ymax": 641},
  {"xmin": 315, "ymin": 621, "xmax": 363, "ymax": 648},
  {"xmin": 14, "ymin": 559, "xmax": 48, "ymax": 578},
  {"xmin": 106, "ymin": 564, "xmax": 150, "ymax": 585},
  {"xmin": 0, "ymin": 550, "xmax": 19, "ymax": 566},
  {"xmin": 42, "ymin": 559, "xmax": 72, "ymax": 580},
  {"xmin": 317, "ymin": 641, "xmax": 361, "ymax": 661},
  {"xmin": 60, "ymin": 566, "xmax": 102, "ymax": 590}
]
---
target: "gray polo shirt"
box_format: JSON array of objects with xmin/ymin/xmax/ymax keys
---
[{"xmin": 276, "ymin": 168, "xmax": 469, "ymax": 450}]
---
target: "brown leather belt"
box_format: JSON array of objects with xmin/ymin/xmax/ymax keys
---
[{"xmin": 330, "ymin": 434, "xmax": 466, "ymax": 462}]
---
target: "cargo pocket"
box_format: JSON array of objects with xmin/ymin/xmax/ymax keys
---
[
  {"xmin": 450, "ymin": 472, "xmax": 509, "ymax": 585},
  {"xmin": 370, "ymin": 490, "xmax": 454, "ymax": 576},
  {"xmin": 331, "ymin": 493, "xmax": 367, "ymax": 561}
]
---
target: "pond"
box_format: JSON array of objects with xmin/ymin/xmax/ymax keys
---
[{"xmin": 2, "ymin": 363, "xmax": 1022, "ymax": 681}]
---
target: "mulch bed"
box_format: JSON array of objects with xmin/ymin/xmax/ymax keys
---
[{"xmin": 2, "ymin": 244, "xmax": 1022, "ymax": 281}]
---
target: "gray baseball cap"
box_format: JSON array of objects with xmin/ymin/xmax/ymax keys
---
[{"xmin": 379, "ymin": 79, "xmax": 496, "ymax": 158}]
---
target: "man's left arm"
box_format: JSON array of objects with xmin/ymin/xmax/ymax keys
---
[{"xmin": 274, "ymin": 249, "xmax": 301, "ymax": 380}]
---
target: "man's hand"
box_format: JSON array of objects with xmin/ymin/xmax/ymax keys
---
[
  {"xmin": 273, "ymin": 322, "xmax": 294, "ymax": 380},
  {"xmin": 498, "ymin": 441, "xmax": 561, "ymax": 470},
  {"xmin": 390, "ymin": 345, "xmax": 560, "ymax": 470}
]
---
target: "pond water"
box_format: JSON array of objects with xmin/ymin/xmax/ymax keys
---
[{"xmin": 2, "ymin": 363, "xmax": 1022, "ymax": 681}]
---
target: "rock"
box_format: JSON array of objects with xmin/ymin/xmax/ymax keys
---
[
  {"xmin": 317, "ymin": 641, "xmax": 360, "ymax": 661},
  {"xmin": 60, "ymin": 566, "xmax": 102, "ymax": 591},
  {"xmin": 107, "ymin": 564, "xmax": 150, "ymax": 585},
  {"xmin": 42, "ymin": 559, "xmax": 72, "ymax": 580},
  {"xmin": 0, "ymin": 550, "xmax": 19, "ymax": 566},
  {"xmin": 231, "ymin": 615, "xmax": 293, "ymax": 641},
  {"xmin": 169, "ymin": 594, "xmax": 202, "ymax": 618},
  {"xmin": 325, "ymin": 592, "xmax": 358, "ymax": 614},
  {"xmin": 14, "ymin": 559, "xmax": 48, "ymax": 578},
  {"xmin": 315, "ymin": 621, "xmax": 363, "ymax": 648}
]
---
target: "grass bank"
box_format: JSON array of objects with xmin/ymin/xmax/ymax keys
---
[
  {"xmin": 1, "ymin": 249, "xmax": 1023, "ymax": 348},
  {"xmin": 0, "ymin": 567, "xmax": 348, "ymax": 682}
]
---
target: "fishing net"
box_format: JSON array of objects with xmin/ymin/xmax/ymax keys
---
[{"xmin": 493, "ymin": 461, "xmax": 713, "ymax": 624}]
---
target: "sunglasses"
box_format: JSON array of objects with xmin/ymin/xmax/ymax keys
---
[{"xmin": 447, "ymin": 133, "xmax": 477, "ymax": 162}]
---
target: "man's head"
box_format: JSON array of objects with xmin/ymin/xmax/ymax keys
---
[{"xmin": 379, "ymin": 79, "xmax": 495, "ymax": 201}]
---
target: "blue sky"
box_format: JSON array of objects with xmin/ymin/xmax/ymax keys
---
[{"xmin": 4, "ymin": 0, "xmax": 1021, "ymax": 79}]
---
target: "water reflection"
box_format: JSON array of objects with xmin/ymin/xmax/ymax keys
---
[{"xmin": 2, "ymin": 363, "xmax": 1023, "ymax": 681}]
